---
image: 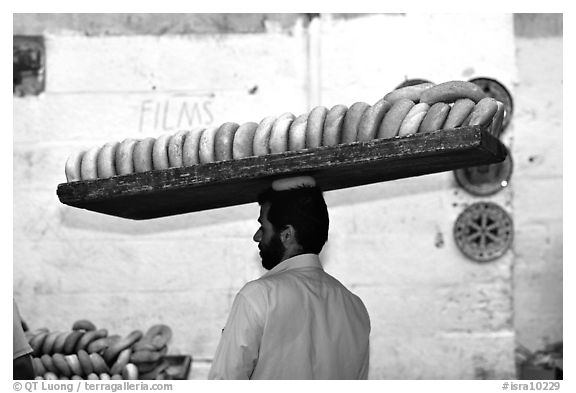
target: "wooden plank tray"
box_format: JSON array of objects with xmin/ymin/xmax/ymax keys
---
[{"xmin": 56, "ymin": 125, "xmax": 508, "ymax": 220}]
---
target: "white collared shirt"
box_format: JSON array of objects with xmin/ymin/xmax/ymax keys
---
[{"xmin": 208, "ymin": 253, "xmax": 371, "ymax": 380}]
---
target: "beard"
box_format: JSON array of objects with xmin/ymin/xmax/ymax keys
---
[{"xmin": 259, "ymin": 231, "xmax": 286, "ymax": 270}]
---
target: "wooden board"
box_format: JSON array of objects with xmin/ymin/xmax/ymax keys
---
[{"xmin": 56, "ymin": 125, "xmax": 508, "ymax": 220}]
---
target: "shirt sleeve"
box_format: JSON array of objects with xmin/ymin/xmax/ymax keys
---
[
  {"xmin": 358, "ymin": 338, "xmax": 370, "ymax": 379},
  {"xmin": 208, "ymin": 289, "xmax": 264, "ymax": 380},
  {"xmin": 13, "ymin": 300, "xmax": 33, "ymax": 359}
]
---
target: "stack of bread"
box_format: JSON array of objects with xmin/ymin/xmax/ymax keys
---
[
  {"xmin": 26, "ymin": 320, "xmax": 172, "ymax": 380},
  {"xmin": 65, "ymin": 81, "xmax": 505, "ymax": 182}
]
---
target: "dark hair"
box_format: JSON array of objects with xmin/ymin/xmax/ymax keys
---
[{"xmin": 257, "ymin": 186, "xmax": 329, "ymax": 254}]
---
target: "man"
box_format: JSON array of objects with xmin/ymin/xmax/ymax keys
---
[
  {"xmin": 13, "ymin": 299, "xmax": 35, "ymax": 379},
  {"xmin": 208, "ymin": 177, "xmax": 371, "ymax": 379}
]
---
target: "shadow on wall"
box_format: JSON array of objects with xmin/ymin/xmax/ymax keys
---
[{"xmin": 59, "ymin": 172, "xmax": 450, "ymax": 234}]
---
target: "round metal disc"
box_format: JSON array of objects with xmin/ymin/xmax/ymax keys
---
[
  {"xmin": 454, "ymin": 150, "xmax": 513, "ymax": 196},
  {"xmin": 453, "ymin": 202, "xmax": 513, "ymax": 262},
  {"xmin": 468, "ymin": 77, "xmax": 514, "ymax": 131}
]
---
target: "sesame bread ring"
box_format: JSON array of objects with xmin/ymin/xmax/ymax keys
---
[
  {"xmin": 96, "ymin": 142, "xmax": 119, "ymax": 179},
  {"xmin": 64, "ymin": 354, "xmax": 83, "ymax": 376},
  {"xmin": 110, "ymin": 348, "xmax": 132, "ymax": 375},
  {"xmin": 198, "ymin": 127, "xmax": 219, "ymax": 164},
  {"xmin": 133, "ymin": 137, "xmax": 156, "ymax": 173},
  {"xmin": 30, "ymin": 331, "xmax": 50, "ymax": 356},
  {"xmin": 40, "ymin": 354, "xmax": 59, "ymax": 374},
  {"xmin": 72, "ymin": 319, "xmax": 97, "ymax": 332},
  {"xmin": 41, "ymin": 331, "xmax": 61, "ymax": 356},
  {"xmin": 114, "ymin": 139, "xmax": 138, "ymax": 176},
  {"xmin": 63, "ymin": 331, "xmax": 84, "ymax": 355},
  {"xmin": 52, "ymin": 353, "xmax": 73, "ymax": 377},
  {"xmin": 383, "ymin": 82, "xmax": 435, "ymax": 104},
  {"xmin": 32, "ymin": 357, "xmax": 47, "ymax": 376},
  {"xmin": 44, "ymin": 371, "xmax": 59, "ymax": 380},
  {"xmin": 288, "ymin": 113, "xmax": 308, "ymax": 152},
  {"xmin": 103, "ymin": 330, "xmax": 143, "ymax": 365},
  {"xmin": 444, "ymin": 98, "xmax": 476, "ymax": 129},
  {"xmin": 357, "ymin": 98, "xmax": 392, "ymax": 142},
  {"xmin": 134, "ymin": 324, "xmax": 172, "ymax": 351},
  {"xmin": 340, "ymin": 102, "xmax": 369, "ymax": 144},
  {"xmin": 77, "ymin": 349, "xmax": 94, "ymax": 376},
  {"xmin": 398, "ymin": 103, "xmax": 430, "ymax": 136},
  {"xmin": 322, "ymin": 104, "xmax": 348, "ymax": 147},
  {"xmin": 80, "ymin": 145, "xmax": 101, "ymax": 180},
  {"xmin": 76, "ymin": 328, "xmax": 108, "ymax": 352},
  {"xmin": 122, "ymin": 363, "xmax": 139, "ymax": 380},
  {"xmin": 130, "ymin": 346, "xmax": 167, "ymax": 364},
  {"xmin": 377, "ymin": 98, "xmax": 415, "ymax": 139},
  {"xmin": 182, "ymin": 127, "xmax": 205, "ymax": 166},
  {"xmin": 139, "ymin": 360, "xmax": 169, "ymax": 380},
  {"xmin": 168, "ymin": 130, "xmax": 188, "ymax": 168},
  {"xmin": 232, "ymin": 122, "xmax": 258, "ymax": 159},
  {"xmin": 65, "ymin": 149, "xmax": 85, "ymax": 182},
  {"xmin": 490, "ymin": 101, "xmax": 506, "ymax": 137},
  {"xmin": 305, "ymin": 106, "xmax": 328, "ymax": 148},
  {"xmin": 467, "ymin": 97, "xmax": 499, "ymax": 128},
  {"xmin": 419, "ymin": 102, "xmax": 450, "ymax": 134},
  {"xmin": 253, "ymin": 116, "xmax": 276, "ymax": 156},
  {"xmin": 86, "ymin": 337, "xmax": 110, "ymax": 354},
  {"xmin": 269, "ymin": 113, "xmax": 295, "ymax": 154},
  {"xmin": 215, "ymin": 122, "xmax": 240, "ymax": 162},
  {"xmin": 152, "ymin": 134, "xmax": 171, "ymax": 170},
  {"xmin": 52, "ymin": 332, "xmax": 70, "ymax": 355},
  {"xmin": 420, "ymin": 80, "xmax": 486, "ymax": 105},
  {"xmin": 89, "ymin": 352, "xmax": 110, "ymax": 374}
]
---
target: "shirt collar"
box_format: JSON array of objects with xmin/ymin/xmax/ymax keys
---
[{"xmin": 262, "ymin": 253, "xmax": 323, "ymax": 277}]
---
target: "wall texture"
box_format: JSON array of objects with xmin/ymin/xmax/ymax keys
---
[
  {"xmin": 13, "ymin": 13, "xmax": 561, "ymax": 379},
  {"xmin": 511, "ymin": 13, "xmax": 563, "ymax": 352}
]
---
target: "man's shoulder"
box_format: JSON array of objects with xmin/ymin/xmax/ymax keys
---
[{"xmin": 238, "ymin": 277, "xmax": 270, "ymax": 298}]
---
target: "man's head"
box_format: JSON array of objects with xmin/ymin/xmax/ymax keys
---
[{"xmin": 253, "ymin": 186, "xmax": 329, "ymax": 270}]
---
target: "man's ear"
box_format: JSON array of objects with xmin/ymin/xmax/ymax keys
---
[{"xmin": 280, "ymin": 225, "xmax": 297, "ymax": 246}]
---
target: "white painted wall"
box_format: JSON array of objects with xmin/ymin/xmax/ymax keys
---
[
  {"xmin": 12, "ymin": 13, "xmax": 558, "ymax": 380},
  {"xmin": 512, "ymin": 36, "xmax": 562, "ymax": 352}
]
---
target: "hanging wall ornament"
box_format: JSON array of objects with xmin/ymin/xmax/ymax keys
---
[{"xmin": 453, "ymin": 202, "xmax": 513, "ymax": 262}]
